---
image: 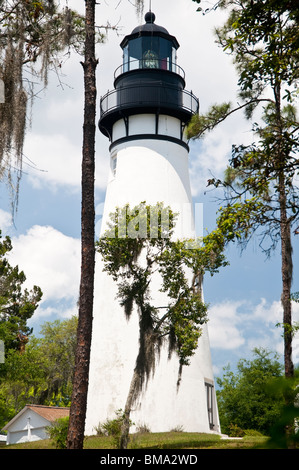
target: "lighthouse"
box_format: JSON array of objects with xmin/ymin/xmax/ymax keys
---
[{"xmin": 85, "ymin": 12, "xmax": 220, "ymax": 435}]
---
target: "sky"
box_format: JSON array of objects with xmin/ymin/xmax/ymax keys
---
[{"xmin": 0, "ymin": 0, "xmax": 298, "ymax": 379}]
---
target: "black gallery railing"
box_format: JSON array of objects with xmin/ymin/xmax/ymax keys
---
[
  {"xmin": 114, "ymin": 60, "xmax": 186, "ymax": 80},
  {"xmin": 100, "ymin": 83, "xmax": 199, "ymax": 117}
]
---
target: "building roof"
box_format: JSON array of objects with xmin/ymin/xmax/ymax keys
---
[
  {"xmin": 2, "ymin": 405, "xmax": 69, "ymax": 431},
  {"xmin": 119, "ymin": 12, "xmax": 180, "ymax": 61},
  {"xmin": 131, "ymin": 12, "xmax": 169, "ymax": 35},
  {"xmin": 26, "ymin": 405, "xmax": 69, "ymax": 422}
]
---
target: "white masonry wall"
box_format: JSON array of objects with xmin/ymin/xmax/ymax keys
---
[{"xmin": 85, "ymin": 122, "xmax": 220, "ymax": 435}]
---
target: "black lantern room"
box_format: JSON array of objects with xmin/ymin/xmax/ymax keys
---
[
  {"xmin": 99, "ymin": 12, "xmax": 199, "ymax": 144},
  {"xmin": 119, "ymin": 11, "xmax": 179, "ymax": 74}
]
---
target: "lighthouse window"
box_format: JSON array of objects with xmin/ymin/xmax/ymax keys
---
[
  {"xmin": 159, "ymin": 38, "xmax": 174, "ymax": 70},
  {"xmin": 127, "ymin": 37, "xmax": 142, "ymax": 70},
  {"xmin": 143, "ymin": 49, "xmax": 159, "ymax": 69},
  {"xmin": 124, "ymin": 37, "xmax": 177, "ymax": 73},
  {"xmin": 123, "ymin": 46, "xmax": 129, "ymax": 73},
  {"xmin": 111, "ymin": 155, "xmax": 117, "ymax": 176},
  {"xmin": 172, "ymin": 47, "xmax": 177, "ymax": 70},
  {"xmin": 142, "ymin": 37, "xmax": 159, "ymax": 68}
]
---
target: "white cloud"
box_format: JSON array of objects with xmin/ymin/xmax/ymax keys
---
[
  {"xmin": 24, "ymin": 134, "xmax": 82, "ymax": 190},
  {"xmin": 0, "ymin": 209, "xmax": 13, "ymax": 235},
  {"xmin": 35, "ymin": 304, "xmax": 78, "ymax": 320},
  {"xmin": 208, "ymin": 296, "xmax": 299, "ymax": 365},
  {"xmin": 8, "ymin": 225, "xmax": 81, "ymax": 319},
  {"xmin": 252, "ymin": 297, "xmax": 282, "ymax": 325},
  {"xmin": 251, "ymin": 299, "xmax": 299, "ymax": 361},
  {"xmin": 208, "ymin": 300, "xmax": 246, "ymax": 350},
  {"xmin": 23, "ymin": 118, "xmax": 112, "ymax": 194},
  {"xmin": 23, "ymin": 131, "xmax": 109, "ymax": 192},
  {"xmin": 21, "ymin": 0, "xmax": 240, "ymax": 194},
  {"xmin": 189, "ymin": 113, "xmax": 257, "ymax": 196}
]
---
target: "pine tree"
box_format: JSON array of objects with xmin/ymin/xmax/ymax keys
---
[
  {"xmin": 66, "ymin": 0, "xmax": 98, "ymax": 450},
  {"xmin": 189, "ymin": 0, "xmax": 299, "ymax": 379}
]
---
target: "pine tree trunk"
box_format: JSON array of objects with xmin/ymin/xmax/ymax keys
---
[
  {"xmin": 67, "ymin": 0, "xmax": 97, "ymax": 449},
  {"xmin": 274, "ymin": 80, "xmax": 294, "ymax": 380},
  {"xmin": 279, "ymin": 173, "xmax": 294, "ymax": 379}
]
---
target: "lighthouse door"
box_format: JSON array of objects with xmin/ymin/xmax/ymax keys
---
[{"xmin": 205, "ymin": 381, "xmax": 215, "ymax": 430}]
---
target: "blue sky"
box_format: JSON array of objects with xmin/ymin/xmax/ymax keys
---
[{"xmin": 0, "ymin": 0, "xmax": 298, "ymax": 379}]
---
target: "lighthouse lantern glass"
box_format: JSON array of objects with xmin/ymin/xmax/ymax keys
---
[{"xmin": 123, "ymin": 36, "xmax": 177, "ymax": 73}]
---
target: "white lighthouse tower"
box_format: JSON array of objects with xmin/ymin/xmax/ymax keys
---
[{"xmin": 85, "ymin": 12, "xmax": 220, "ymax": 435}]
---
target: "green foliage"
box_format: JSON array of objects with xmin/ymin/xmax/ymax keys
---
[
  {"xmin": 189, "ymin": 0, "xmax": 299, "ymax": 138},
  {"xmin": 264, "ymin": 373, "xmax": 299, "ymax": 448},
  {"xmin": 98, "ymin": 202, "xmax": 227, "ymax": 448},
  {"xmin": 215, "ymin": 0, "xmax": 299, "ymax": 94},
  {"xmin": 188, "ymin": 0, "xmax": 299, "ymax": 249},
  {"xmin": 0, "ymin": 340, "xmax": 48, "ymax": 423},
  {"xmin": 0, "ymin": 388, "xmax": 16, "ymax": 429},
  {"xmin": 216, "ymin": 348, "xmax": 287, "ymax": 435},
  {"xmin": 275, "ymin": 320, "xmax": 299, "ymax": 340},
  {"xmin": 0, "ymin": 231, "xmax": 42, "ymax": 352},
  {"xmin": 96, "ymin": 410, "xmax": 133, "ymax": 449},
  {"xmin": 188, "ymin": 0, "xmax": 299, "ymax": 176},
  {"xmin": 0, "ymin": 316, "xmax": 77, "ymax": 429},
  {"xmin": 37, "ymin": 316, "xmax": 78, "ymax": 405},
  {"xmin": 186, "ymin": 102, "xmax": 232, "ymax": 140},
  {"xmin": 214, "ymin": 198, "xmax": 265, "ymax": 246},
  {"xmin": 228, "ymin": 423, "xmax": 245, "ymax": 437},
  {"xmin": 189, "ymin": 1, "xmax": 299, "ymax": 380},
  {"xmin": 3, "ymin": 430, "xmax": 270, "ymax": 449},
  {"xmin": 46, "ymin": 416, "xmax": 69, "ymax": 449},
  {"xmin": 97, "ymin": 202, "xmax": 226, "ymax": 370}
]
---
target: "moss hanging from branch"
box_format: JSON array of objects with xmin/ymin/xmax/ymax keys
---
[
  {"xmin": 135, "ymin": 0, "xmax": 144, "ymax": 17},
  {"xmin": 0, "ymin": 1, "xmax": 104, "ymax": 211},
  {"xmin": 98, "ymin": 201, "xmax": 228, "ymax": 449}
]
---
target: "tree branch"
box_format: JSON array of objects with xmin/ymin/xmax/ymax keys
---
[{"xmin": 188, "ymin": 98, "xmax": 274, "ymax": 140}]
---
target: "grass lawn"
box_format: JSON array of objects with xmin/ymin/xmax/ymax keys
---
[{"xmin": 1, "ymin": 432, "xmax": 269, "ymax": 450}]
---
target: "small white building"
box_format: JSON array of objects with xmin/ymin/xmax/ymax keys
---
[{"xmin": 2, "ymin": 404, "xmax": 69, "ymax": 445}]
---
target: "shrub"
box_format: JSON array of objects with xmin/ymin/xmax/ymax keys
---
[
  {"xmin": 170, "ymin": 425, "xmax": 184, "ymax": 432},
  {"xmin": 243, "ymin": 429, "xmax": 265, "ymax": 437},
  {"xmin": 136, "ymin": 423, "xmax": 151, "ymax": 434},
  {"xmin": 96, "ymin": 409, "xmax": 133, "ymax": 449},
  {"xmin": 46, "ymin": 416, "xmax": 69, "ymax": 449},
  {"xmin": 228, "ymin": 423, "xmax": 245, "ymax": 437}
]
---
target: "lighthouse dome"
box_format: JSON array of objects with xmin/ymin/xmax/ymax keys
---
[
  {"xmin": 99, "ymin": 11, "xmax": 199, "ymax": 141},
  {"xmin": 131, "ymin": 12, "xmax": 169, "ymax": 35}
]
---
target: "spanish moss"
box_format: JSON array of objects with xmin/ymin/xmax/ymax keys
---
[
  {"xmin": 135, "ymin": 0, "xmax": 144, "ymax": 19},
  {"xmin": 0, "ymin": 1, "xmax": 93, "ymax": 213}
]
